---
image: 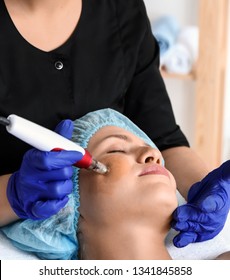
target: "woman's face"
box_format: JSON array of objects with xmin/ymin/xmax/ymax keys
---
[{"xmin": 79, "ymin": 126, "xmax": 178, "ymax": 230}]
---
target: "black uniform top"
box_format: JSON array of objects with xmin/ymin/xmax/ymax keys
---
[{"xmin": 0, "ymin": 0, "xmax": 189, "ymax": 175}]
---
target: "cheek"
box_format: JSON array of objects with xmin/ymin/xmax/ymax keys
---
[
  {"xmin": 78, "ymin": 156, "xmax": 135, "ymax": 223},
  {"xmin": 90, "ymin": 155, "xmax": 135, "ymax": 192},
  {"xmin": 104, "ymin": 155, "xmax": 133, "ymax": 183},
  {"xmin": 81, "ymin": 155, "xmax": 133, "ymax": 192}
]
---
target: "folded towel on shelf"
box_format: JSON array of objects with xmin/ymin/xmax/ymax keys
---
[
  {"xmin": 161, "ymin": 43, "xmax": 193, "ymax": 74},
  {"xmin": 151, "ymin": 15, "xmax": 180, "ymax": 58},
  {"xmin": 178, "ymin": 26, "xmax": 199, "ymax": 62},
  {"xmin": 161, "ymin": 26, "xmax": 199, "ymax": 74}
]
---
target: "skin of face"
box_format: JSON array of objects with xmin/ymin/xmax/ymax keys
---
[{"xmin": 78, "ymin": 126, "xmax": 178, "ymax": 233}]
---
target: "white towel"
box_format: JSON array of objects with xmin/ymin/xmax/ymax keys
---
[
  {"xmin": 161, "ymin": 43, "xmax": 193, "ymax": 74},
  {"xmin": 178, "ymin": 26, "xmax": 199, "ymax": 62},
  {"xmin": 162, "ymin": 26, "xmax": 199, "ymax": 74}
]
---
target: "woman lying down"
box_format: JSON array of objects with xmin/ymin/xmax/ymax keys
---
[{"xmin": 1, "ymin": 108, "xmax": 230, "ymax": 260}]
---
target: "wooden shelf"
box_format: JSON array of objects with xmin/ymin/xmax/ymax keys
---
[{"xmin": 160, "ymin": 68, "xmax": 196, "ymax": 80}]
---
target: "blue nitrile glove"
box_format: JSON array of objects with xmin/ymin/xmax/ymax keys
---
[
  {"xmin": 7, "ymin": 120, "xmax": 83, "ymax": 220},
  {"xmin": 172, "ymin": 160, "xmax": 230, "ymax": 248}
]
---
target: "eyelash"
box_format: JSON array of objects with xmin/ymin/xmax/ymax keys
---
[{"xmin": 107, "ymin": 150, "xmax": 125, "ymax": 154}]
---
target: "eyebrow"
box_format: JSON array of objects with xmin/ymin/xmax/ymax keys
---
[
  {"xmin": 100, "ymin": 134, "xmax": 132, "ymax": 143},
  {"xmin": 99, "ymin": 134, "xmax": 151, "ymax": 147}
]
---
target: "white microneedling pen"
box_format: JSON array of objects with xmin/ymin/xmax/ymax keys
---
[{"xmin": 0, "ymin": 114, "xmax": 108, "ymax": 174}]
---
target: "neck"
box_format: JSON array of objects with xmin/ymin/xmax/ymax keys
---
[
  {"xmin": 5, "ymin": 0, "xmax": 75, "ymax": 12},
  {"xmin": 79, "ymin": 222, "xmax": 172, "ymax": 260},
  {"xmin": 4, "ymin": 0, "xmax": 82, "ymax": 52}
]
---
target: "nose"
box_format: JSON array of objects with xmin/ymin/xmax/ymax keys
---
[{"xmin": 137, "ymin": 146, "xmax": 162, "ymax": 165}]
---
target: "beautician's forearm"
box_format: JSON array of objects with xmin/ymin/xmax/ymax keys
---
[
  {"xmin": 162, "ymin": 146, "xmax": 210, "ymax": 199},
  {"xmin": 0, "ymin": 174, "xmax": 19, "ymax": 226}
]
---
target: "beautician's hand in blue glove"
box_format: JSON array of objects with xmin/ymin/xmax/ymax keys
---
[
  {"xmin": 7, "ymin": 120, "xmax": 83, "ymax": 220},
  {"xmin": 172, "ymin": 160, "xmax": 230, "ymax": 248}
]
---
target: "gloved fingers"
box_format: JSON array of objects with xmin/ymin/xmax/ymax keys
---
[
  {"xmin": 31, "ymin": 166, "xmax": 74, "ymax": 181},
  {"xmin": 40, "ymin": 179, "xmax": 73, "ymax": 200},
  {"xmin": 172, "ymin": 204, "xmax": 214, "ymax": 225},
  {"xmin": 54, "ymin": 119, "xmax": 73, "ymax": 139},
  {"xmin": 195, "ymin": 227, "xmax": 224, "ymax": 242},
  {"xmin": 31, "ymin": 196, "xmax": 69, "ymax": 219},
  {"xmin": 44, "ymin": 150, "xmax": 83, "ymax": 169},
  {"xmin": 199, "ymin": 193, "xmax": 226, "ymax": 213},
  {"xmin": 172, "ymin": 219, "xmax": 205, "ymax": 232},
  {"xmin": 173, "ymin": 231, "xmax": 198, "ymax": 248},
  {"xmin": 173, "ymin": 204, "xmax": 200, "ymax": 222},
  {"xmin": 25, "ymin": 149, "xmax": 83, "ymax": 170}
]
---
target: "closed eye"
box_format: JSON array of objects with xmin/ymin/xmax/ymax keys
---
[{"xmin": 107, "ymin": 150, "xmax": 125, "ymax": 154}]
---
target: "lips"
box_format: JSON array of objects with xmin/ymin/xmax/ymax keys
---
[{"xmin": 139, "ymin": 164, "xmax": 170, "ymax": 178}]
